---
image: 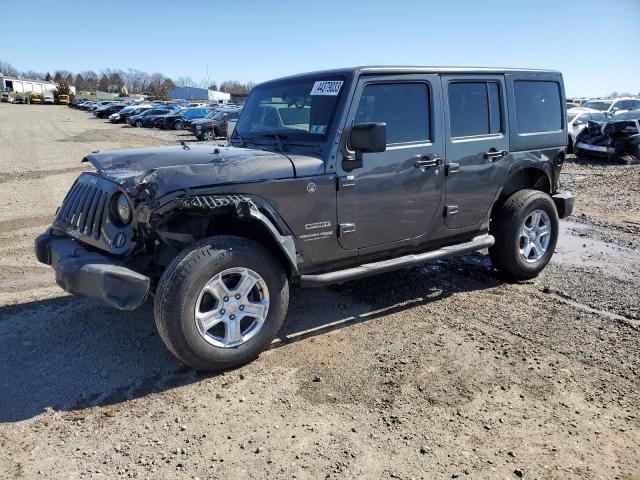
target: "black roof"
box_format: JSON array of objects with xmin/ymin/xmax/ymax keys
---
[{"xmin": 261, "ymin": 66, "xmax": 561, "ymax": 86}]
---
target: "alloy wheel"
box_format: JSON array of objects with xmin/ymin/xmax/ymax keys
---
[
  {"xmin": 519, "ymin": 209, "xmax": 551, "ymax": 263},
  {"xmin": 194, "ymin": 267, "xmax": 270, "ymax": 348}
]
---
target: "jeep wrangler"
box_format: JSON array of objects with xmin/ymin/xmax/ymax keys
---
[{"xmin": 36, "ymin": 67, "xmax": 574, "ymax": 371}]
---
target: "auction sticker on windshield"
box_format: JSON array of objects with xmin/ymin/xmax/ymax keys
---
[{"xmin": 310, "ymin": 81, "xmax": 343, "ymax": 96}]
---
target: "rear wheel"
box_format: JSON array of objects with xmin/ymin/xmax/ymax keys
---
[
  {"xmin": 174, "ymin": 120, "xmax": 184, "ymax": 130},
  {"xmin": 489, "ymin": 189, "xmax": 559, "ymax": 280},
  {"xmin": 154, "ymin": 236, "xmax": 289, "ymax": 371}
]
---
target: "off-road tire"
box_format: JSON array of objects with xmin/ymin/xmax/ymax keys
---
[
  {"xmin": 489, "ymin": 189, "xmax": 559, "ymax": 280},
  {"xmin": 154, "ymin": 236, "xmax": 289, "ymax": 371}
]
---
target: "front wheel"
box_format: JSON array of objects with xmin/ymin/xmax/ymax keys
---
[
  {"xmin": 202, "ymin": 130, "xmax": 214, "ymax": 141},
  {"xmin": 135, "ymin": 120, "xmax": 143, "ymax": 128},
  {"xmin": 489, "ymin": 189, "xmax": 559, "ymax": 280},
  {"xmin": 174, "ymin": 120, "xmax": 184, "ymax": 130},
  {"xmin": 154, "ymin": 236, "xmax": 289, "ymax": 371}
]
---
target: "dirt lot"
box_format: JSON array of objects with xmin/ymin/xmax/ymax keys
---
[{"xmin": 0, "ymin": 104, "xmax": 638, "ymax": 480}]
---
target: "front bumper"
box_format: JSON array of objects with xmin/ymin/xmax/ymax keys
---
[
  {"xmin": 35, "ymin": 230, "xmax": 149, "ymax": 310},
  {"xmin": 552, "ymin": 190, "xmax": 575, "ymax": 219}
]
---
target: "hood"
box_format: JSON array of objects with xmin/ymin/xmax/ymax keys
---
[
  {"xmin": 82, "ymin": 145, "xmax": 322, "ymax": 196},
  {"xmin": 191, "ymin": 118, "xmax": 220, "ymax": 126}
]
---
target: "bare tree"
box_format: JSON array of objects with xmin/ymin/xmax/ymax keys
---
[
  {"xmin": 81, "ymin": 71, "xmax": 98, "ymax": 91},
  {"xmin": 0, "ymin": 60, "xmax": 18, "ymax": 76},
  {"xmin": 219, "ymin": 80, "xmax": 254, "ymax": 94},
  {"xmin": 175, "ymin": 76, "xmax": 196, "ymax": 88}
]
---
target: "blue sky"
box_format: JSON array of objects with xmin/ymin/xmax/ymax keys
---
[{"xmin": 1, "ymin": 0, "xmax": 638, "ymax": 96}]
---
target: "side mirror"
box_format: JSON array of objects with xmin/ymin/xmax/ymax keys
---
[{"xmin": 344, "ymin": 122, "xmax": 387, "ymax": 170}]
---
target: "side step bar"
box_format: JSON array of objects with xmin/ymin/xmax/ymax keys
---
[{"xmin": 299, "ymin": 234, "xmax": 495, "ymax": 287}]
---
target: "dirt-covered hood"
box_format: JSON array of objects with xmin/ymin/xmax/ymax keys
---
[{"xmin": 82, "ymin": 145, "xmax": 322, "ymax": 196}]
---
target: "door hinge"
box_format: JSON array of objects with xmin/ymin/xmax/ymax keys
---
[
  {"xmin": 337, "ymin": 175, "xmax": 355, "ymax": 190},
  {"xmin": 446, "ymin": 163, "xmax": 460, "ymax": 176},
  {"xmin": 339, "ymin": 223, "xmax": 356, "ymax": 236},
  {"xmin": 445, "ymin": 205, "xmax": 459, "ymax": 217}
]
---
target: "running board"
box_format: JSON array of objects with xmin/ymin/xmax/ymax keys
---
[{"xmin": 299, "ymin": 234, "xmax": 495, "ymax": 287}]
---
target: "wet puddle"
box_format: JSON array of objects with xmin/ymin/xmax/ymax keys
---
[{"xmin": 553, "ymin": 221, "xmax": 638, "ymax": 271}]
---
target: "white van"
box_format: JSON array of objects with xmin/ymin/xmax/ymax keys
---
[{"xmin": 43, "ymin": 92, "xmax": 55, "ymax": 105}]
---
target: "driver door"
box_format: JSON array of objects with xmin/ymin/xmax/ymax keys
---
[{"xmin": 336, "ymin": 75, "xmax": 444, "ymax": 251}]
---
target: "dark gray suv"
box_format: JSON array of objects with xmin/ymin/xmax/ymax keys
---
[{"xmin": 36, "ymin": 67, "xmax": 574, "ymax": 370}]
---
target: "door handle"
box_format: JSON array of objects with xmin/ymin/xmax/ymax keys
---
[
  {"xmin": 484, "ymin": 149, "xmax": 508, "ymax": 161},
  {"xmin": 414, "ymin": 155, "xmax": 443, "ymax": 169}
]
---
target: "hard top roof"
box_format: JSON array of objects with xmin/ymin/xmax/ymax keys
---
[{"xmin": 261, "ymin": 66, "xmax": 561, "ymax": 85}]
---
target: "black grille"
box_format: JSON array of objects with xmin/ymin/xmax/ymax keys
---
[{"xmin": 56, "ymin": 178, "xmax": 109, "ymax": 240}]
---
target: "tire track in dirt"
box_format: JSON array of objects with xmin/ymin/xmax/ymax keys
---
[
  {"xmin": 0, "ymin": 214, "xmax": 54, "ymax": 234},
  {"xmin": 0, "ymin": 166, "xmax": 88, "ymax": 184}
]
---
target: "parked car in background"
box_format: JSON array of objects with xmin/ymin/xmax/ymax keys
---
[
  {"xmin": 86, "ymin": 100, "xmax": 113, "ymax": 112},
  {"xmin": 69, "ymin": 98, "xmax": 86, "ymax": 108},
  {"xmin": 138, "ymin": 109, "xmax": 175, "ymax": 128},
  {"xmin": 191, "ymin": 109, "xmax": 241, "ymax": 141},
  {"xmin": 29, "ymin": 93, "xmax": 43, "ymax": 104},
  {"xmin": 575, "ymin": 109, "xmax": 640, "ymax": 163},
  {"xmin": 58, "ymin": 94, "xmax": 70, "ymax": 105},
  {"xmin": 95, "ymin": 103, "xmax": 126, "ymax": 119},
  {"xmin": 109, "ymin": 105, "xmax": 152, "ymax": 124},
  {"xmin": 582, "ymin": 98, "xmax": 640, "ymax": 115},
  {"xmin": 14, "ymin": 95, "xmax": 28, "ymax": 104},
  {"xmin": 43, "ymin": 92, "xmax": 55, "ymax": 104},
  {"xmin": 567, "ymin": 108, "xmax": 608, "ymax": 152},
  {"xmin": 161, "ymin": 107, "xmax": 212, "ymax": 130},
  {"xmin": 1, "ymin": 92, "xmax": 11, "ymax": 103},
  {"xmin": 79, "ymin": 101, "xmax": 97, "ymax": 111},
  {"xmin": 128, "ymin": 108, "xmax": 173, "ymax": 127}
]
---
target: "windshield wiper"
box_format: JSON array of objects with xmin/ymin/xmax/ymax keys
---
[{"xmin": 261, "ymin": 133, "xmax": 289, "ymax": 152}]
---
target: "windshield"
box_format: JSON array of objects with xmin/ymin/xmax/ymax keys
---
[
  {"xmin": 120, "ymin": 106, "xmax": 136, "ymax": 113},
  {"xmin": 568, "ymin": 113, "xmax": 577, "ymax": 122},
  {"xmin": 235, "ymin": 76, "xmax": 346, "ymax": 142},
  {"xmin": 610, "ymin": 110, "xmax": 640, "ymax": 121},
  {"xmin": 583, "ymin": 100, "xmax": 612, "ymax": 111}
]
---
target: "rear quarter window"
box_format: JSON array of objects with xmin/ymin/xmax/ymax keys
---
[{"xmin": 514, "ymin": 81, "xmax": 562, "ymax": 133}]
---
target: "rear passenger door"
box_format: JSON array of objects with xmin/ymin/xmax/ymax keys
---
[{"xmin": 441, "ymin": 75, "xmax": 509, "ymax": 229}]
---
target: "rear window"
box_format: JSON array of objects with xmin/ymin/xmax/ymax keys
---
[{"xmin": 514, "ymin": 81, "xmax": 562, "ymax": 134}]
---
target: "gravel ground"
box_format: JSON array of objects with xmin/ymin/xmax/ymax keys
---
[{"xmin": 0, "ymin": 104, "xmax": 638, "ymax": 480}]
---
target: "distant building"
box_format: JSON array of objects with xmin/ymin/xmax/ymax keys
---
[
  {"xmin": 230, "ymin": 92, "xmax": 249, "ymax": 104},
  {"xmin": 168, "ymin": 86, "xmax": 231, "ymax": 104},
  {"xmin": 0, "ymin": 74, "xmax": 76, "ymax": 95}
]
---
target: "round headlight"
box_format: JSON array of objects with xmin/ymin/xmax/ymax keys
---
[{"xmin": 115, "ymin": 193, "xmax": 132, "ymax": 225}]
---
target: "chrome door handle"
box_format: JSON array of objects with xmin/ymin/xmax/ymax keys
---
[
  {"xmin": 484, "ymin": 149, "xmax": 507, "ymax": 161},
  {"xmin": 414, "ymin": 156, "xmax": 443, "ymax": 168}
]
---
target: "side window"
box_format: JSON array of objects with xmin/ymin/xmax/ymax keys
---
[
  {"xmin": 448, "ymin": 82, "xmax": 502, "ymax": 138},
  {"xmin": 575, "ymin": 114, "xmax": 590, "ymax": 125},
  {"xmin": 514, "ymin": 81, "xmax": 562, "ymax": 133},
  {"xmin": 591, "ymin": 112, "xmax": 607, "ymax": 122},
  {"xmin": 354, "ymin": 83, "xmax": 430, "ymax": 144}
]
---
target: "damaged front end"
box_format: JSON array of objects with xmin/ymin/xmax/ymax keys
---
[
  {"xmin": 35, "ymin": 145, "xmax": 303, "ymax": 310},
  {"xmin": 575, "ymin": 114, "xmax": 640, "ymax": 164}
]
